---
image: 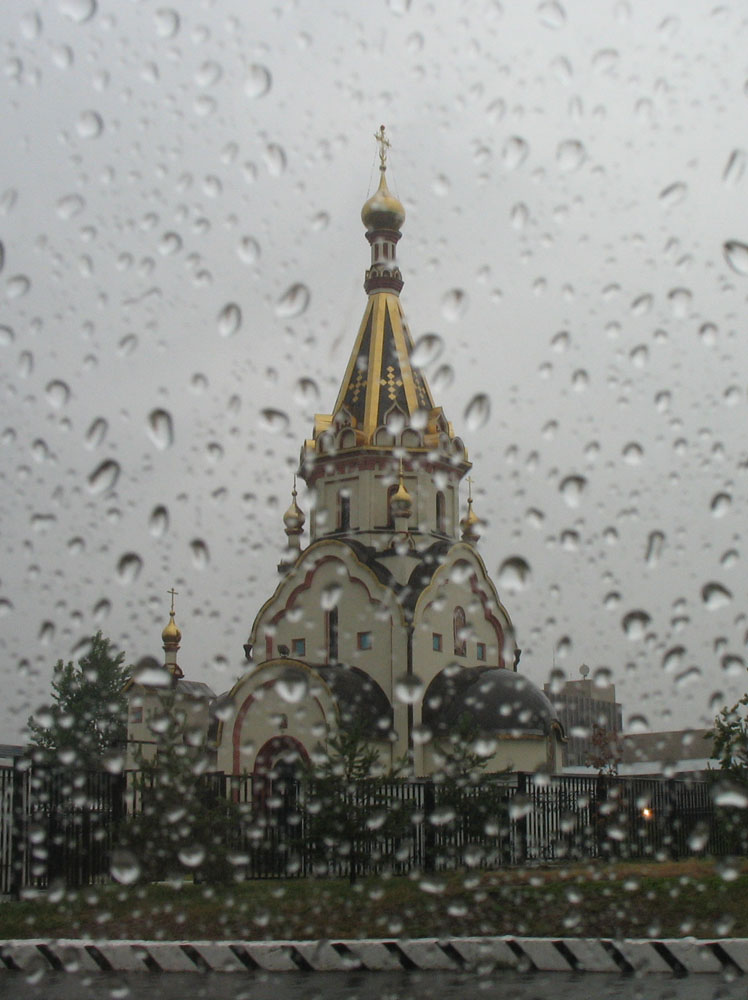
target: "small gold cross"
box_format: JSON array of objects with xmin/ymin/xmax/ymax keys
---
[
  {"xmin": 167, "ymin": 587, "xmax": 178, "ymax": 613},
  {"xmin": 374, "ymin": 124, "xmax": 390, "ymax": 170}
]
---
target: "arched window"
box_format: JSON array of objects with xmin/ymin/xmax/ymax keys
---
[
  {"xmin": 436, "ymin": 491, "xmax": 446, "ymax": 534},
  {"xmin": 453, "ymin": 606, "xmax": 466, "ymax": 657},
  {"xmin": 338, "ymin": 491, "xmax": 350, "ymax": 531}
]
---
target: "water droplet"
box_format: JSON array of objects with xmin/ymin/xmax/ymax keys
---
[
  {"xmin": 411, "ymin": 333, "xmax": 444, "ymax": 367},
  {"xmin": 723, "ymin": 240, "xmax": 748, "ymax": 276},
  {"xmin": 662, "ymin": 646, "xmax": 685, "ymax": 673},
  {"xmin": 571, "ymin": 369, "xmax": 589, "ymax": 391},
  {"xmin": 117, "ymin": 553, "xmax": 142, "ymax": 585},
  {"xmin": 394, "ymin": 673, "xmax": 424, "ymax": 705},
  {"xmin": 85, "ymin": 417, "xmax": 108, "ymax": 449},
  {"xmin": 702, "ymin": 582, "xmax": 731, "ymax": 610},
  {"xmin": 668, "ymin": 287, "xmax": 691, "ymax": 317},
  {"xmin": 0, "ymin": 243, "xmax": 5, "ymax": 275},
  {"xmin": 432, "ymin": 174, "xmax": 450, "ymax": 197},
  {"xmin": 118, "ymin": 333, "xmax": 138, "ymax": 356},
  {"xmin": 154, "ymin": 8, "xmax": 180, "ymax": 38},
  {"xmin": 93, "ymin": 598, "xmax": 111, "ymax": 622},
  {"xmin": 76, "ymin": 110, "xmax": 103, "ymax": 139},
  {"xmin": 622, "ymin": 610, "xmax": 651, "ymax": 639},
  {"xmin": 501, "ymin": 136, "xmax": 529, "ymax": 170},
  {"xmin": 0, "ymin": 324, "xmax": 13, "ymax": 346},
  {"xmin": 714, "ymin": 788, "xmax": 748, "ymax": 809},
  {"xmin": 110, "ymin": 849, "xmax": 141, "ymax": 885},
  {"xmin": 321, "ymin": 583, "xmax": 342, "ymax": 611},
  {"xmin": 431, "ymin": 365, "xmax": 455, "ymax": 396},
  {"xmin": 190, "ymin": 539, "xmax": 209, "ymax": 569},
  {"xmin": 538, "ymin": 1, "xmax": 566, "ymax": 29},
  {"xmin": 149, "ymin": 505, "xmax": 169, "ymax": 538},
  {"xmin": 711, "ymin": 492, "xmax": 731, "ymax": 517},
  {"xmin": 88, "ymin": 459, "xmax": 120, "ymax": 495},
  {"xmin": 275, "ymin": 283, "xmax": 310, "ymax": 318},
  {"xmin": 158, "ymin": 231, "xmax": 182, "ymax": 256},
  {"xmin": 592, "ymin": 48, "xmax": 619, "ymax": 74},
  {"xmin": 556, "ymin": 139, "xmax": 586, "ymax": 171},
  {"xmin": 622, "ymin": 442, "xmax": 643, "ymax": 465},
  {"xmin": 723, "ymin": 149, "xmax": 746, "ymax": 186},
  {"xmin": 721, "ymin": 654, "xmax": 745, "ymax": 676},
  {"xmin": 259, "ymin": 408, "xmax": 289, "ymax": 433},
  {"xmin": 275, "ymin": 674, "xmax": 308, "ymax": 703},
  {"xmin": 178, "ymin": 845, "xmax": 206, "ymax": 868},
  {"xmin": 498, "ymin": 556, "xmax": 531, "ymax": 592},
  {"xmin": 6, "ymin": 275, "xmax": 30, "ymax": 299},
  {"xmin": 56, "ymin": 193, "xmax": 85, "ymax": 219},
  {"xmin": 510, "ymin": 202, "xmax": 529, "ymax": 230},
  {"xmin": 659, "ymin": 182, "xmax": 688, "ymax": 207},
  {"xmin": 218, "ymin": 302, "xmax": 242, "ymax": 337},
  {"xmin": 559, "ymin": 475, "xmax": 586, "ymax": 508},
  {"xmin": 45, "ymin": 380, "xmax": 70, "ymax": 408},
  {"xmin": 464, "ymin": 393, "xmax": 490, "ymax": 430},
  {"xmin": 294, "ymin": 378, "xmax": 319, "ymax": 406},
  {"xmin": 245, "ymin": 64, "xmax": 272, "ymax": 99},
  {"xmin": 264, "ymin": 143, "xmax": 286, "ymax": 176},
  {"xmin": 441, "ymin": 288, "xmax": 468, "ymax": 321},
  {"xmin": 195, "ymin": 60, "xmax": 222, "ymax": 87},
  {"xmin": 645, "ymin": 530, "xmax": 664, "ymax": 567},
  {"xmin": 237, "ymin": 236, "xmax": 260, "ymax": 265},
  {"xmin": 147, "ymin": 408, "xmax": 173, "ymax": 450}
]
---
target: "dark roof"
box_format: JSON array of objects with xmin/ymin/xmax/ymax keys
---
[
  {"xmin": 424, "ymin": 666, "xmax": 562, "ymax": 738},
  {"xmin": 314, "ymin": 663, "xmax": 393, "ymax": 739}
]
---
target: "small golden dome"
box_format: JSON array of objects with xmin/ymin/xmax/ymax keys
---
[
  {"xmin": 460, "ymin": 497, "xmax": 482, "ymax": 543},
  {"xmin": 162, "ymin": 610, "xmax": 181, "ymax": 646},
  {"xmin": 390, "ymin": 473, "xmax": 412, "ymax": 518},
  {"xmin": 361, "ymin": 169, "xmax": 405, "ymax": 232},
  {"xmin": 283, "ymin": 481, "xmax": 305, "ymax": 535}
]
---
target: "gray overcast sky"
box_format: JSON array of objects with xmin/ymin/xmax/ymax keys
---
[{"xmin": 1, "ymin": 0, "xmax": 747, "ymax": 742}]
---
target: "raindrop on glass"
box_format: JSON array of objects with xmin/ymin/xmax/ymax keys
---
[
  {"xmin": 218, "ymin": 302, "xmax": 242, "ymax": 337},
  {"xmin": 723, "ymin": 149, "xmax": 746, "ymax": 186},
  {"xmin": 259, "ymin": 409, "xmax": 289, "ymax": 434},
  {"xmin": 441, "ymin": 289, "xmax": 468, "ymax": 321},
  {"xmin": 711, "ymin": 492, "xmax": 731, "ymax": 517},
  {"xmin": 264, "ymin": 143, "xmax": 286, "ymax": 176},
  {"xmin": 116, "ymin": 553, "xmax": 143, "ymax": 585},
  {"xmin": 464, "ymin": 393, "xmax": 490, "ymax": 430},
  {"xmin": 88, "ymin": 459, "xmax": 120, "ymax": 495},
  {"xmin": 190, "ymin": 539, "xmax": 210, "ymax": 569},
  {"xmin": 149, "ymin": 505, "xmax": 169, "ymax": 537},
  {"xmin": 701, "ymin": 582, "xmax": 731, "ymax": 610},
  {"xmin": 321, "ymin": 583, "xmax": 342, "ymax": 611},
  {"xmin": 556, "ymin": 139, "xmax": 586, "ymax": 171},
  {"xmin": 245, "ymin": 64, "xmax": 272, "ymax": 98},
  {"xmin": 622, "ymin": 610, "xmax": 651, "ymax": 639},
  {"xmin": 498, "ymin": 556, "xmax": 531, "ymax": 592},
  {"xmin": 723, "ymin": 241, "xmax": 748, "ymax": 276},
  {"xmin": 411, "ymin": 333, "xmax": 444, "ymax": 367},
  {"xmin": 45, "ymin": 380, "xmax": 70, "ymax": 408},
  {"xmin": 559, "ymin": 474, "xmax": 586, "ymax": 508},
  {"xmin": 275, "ymin": 283, "xmax": 310, "ymax": 318},
  {"xmin": 501, "ymin": 136, "xmax": 529, "ymax": 170},
  {"xmin": 394, "ymin": 673, "xmax": 424, "ymax": 705},
  {"xmin": 76, "ymin": 110, "xmax": 103, "ymax": 138},
  {"xmin": 147, "ymin": 409, "xmax": 173, "ymax": 450},
  {"xmin": 237, "ymin": 236, "xmax": 260, "ymax": 265},
  {"xmin": 659, "ymin": 182, "xmax": 688, "ymax": 207}
]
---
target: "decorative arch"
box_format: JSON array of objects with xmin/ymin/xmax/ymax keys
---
[{"xmin": 453, "ymin": 605, "xmax": 467, "ymax": 657}]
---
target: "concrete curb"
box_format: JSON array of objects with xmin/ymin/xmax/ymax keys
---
[{"xmin": 0, "ymin": 937, "xmax": 746, "ymax": 974}]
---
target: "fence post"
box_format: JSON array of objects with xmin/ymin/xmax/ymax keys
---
[
  {"xmin": 10, "ymin": 757, "xmax": 27, "ymax": 900},
  {"xmin": 423, "ymin": 781, "xmax": 435, "ymax": 872},
  {"xmin": 516, "ymin": 772, "xmax": 528, "ymax": 865}
]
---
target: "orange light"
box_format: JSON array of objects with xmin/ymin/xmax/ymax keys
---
[{"xmin": 642, "ymin": 807, "xmax": 653, "ymax": 820}]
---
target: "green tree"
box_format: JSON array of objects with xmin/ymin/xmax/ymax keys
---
[
  {"xmin": 303, "ymin": 723, "xmax": 406, "ymax": 882},
  {"xmin": 709, "ymin": 695, "xmax": 748, "ymax": 779},
  {"xmin": 117, "ymin": 683, "xmax": 240, "ymax": 884},
  {"xmin": 27, "ymin": 631, "xmax": 130, "ymax": 769}
]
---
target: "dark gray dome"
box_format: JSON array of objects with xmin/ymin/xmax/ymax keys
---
[
  {"xmin": 423, "ymin": 666, "xmax": 562, "ymax": 737},
  {"xmin": 315, "ymin": 663, "xmax": 393, "ymax": 739}
]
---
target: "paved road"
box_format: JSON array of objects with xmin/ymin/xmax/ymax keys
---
[{"xmin": 0, "ymin": 971, "xmax": 745, "ymax": 1000}]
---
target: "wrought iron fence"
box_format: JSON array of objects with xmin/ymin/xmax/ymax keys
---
[{"xmin": 0, "ymin": 763, "xmax": 739, "ymax": 891}]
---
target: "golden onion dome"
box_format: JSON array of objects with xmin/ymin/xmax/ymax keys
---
[
  {"xmin": 162, "ymin": 610, "xmax": 181, "ymax": 646},
  {"xmin": 460, "ymin": 498, "xmax": 482, "ymax": 543},
  {"xmin": 390, "ymin": 474, "xmax": 413, "ymax": 518},
  {"xmin": 283, "ymin": 481, "xmax": 305, "ymax": 535},
  {"xmin": 361, "ymin": 169, "xmax": 405, "ymax": 232}
]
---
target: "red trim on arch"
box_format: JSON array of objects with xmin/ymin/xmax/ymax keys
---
[{"xmin": 268, "ymin": 555, "xmax": 388, "ymax": 627}]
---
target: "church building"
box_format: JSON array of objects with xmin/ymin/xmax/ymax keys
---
[{"xmin": 126, "ymin": 129, "xmax": 564, "ymax": 779}]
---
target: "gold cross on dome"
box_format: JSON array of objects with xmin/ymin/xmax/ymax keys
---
[
  {"xmin": 374, "ymin": 124, "xmax": 390, "ymax": 170},
  {"xmin": 466, "ymin": 476, "xmax": 474, "ymax": 502},
  {"xmin": 167, "ymin": 587, "xmax": 178, "ymax": 613}
]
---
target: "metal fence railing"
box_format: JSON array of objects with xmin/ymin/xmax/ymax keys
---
[{"xmin": 0, "ymin": 764, "xmax": 741, "ymax": 891}]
